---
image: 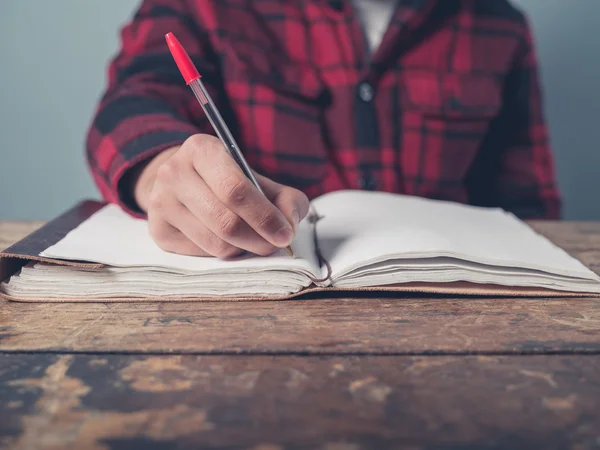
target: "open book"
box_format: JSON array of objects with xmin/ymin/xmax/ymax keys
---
[{"xmin": 2, "ymin": 190, "xmax": 600, "ymax": 301}]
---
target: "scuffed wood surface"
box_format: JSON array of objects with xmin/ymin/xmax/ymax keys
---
[
  {"xmin": 0, "ymin": 222, "xmax": 45, "ymax": 251},
  {"xmin": 1, "ymin": 298, "xmax": 600, "ymax": 354},
  {"xmin": 1, "ymin": 354, "xmax": 599, "ymax": 450},
  {"xmin": 2, "ymin": 221, "xmax": 600, "ymax": 448},
  {"xmin": 1, "ymin": 220, "xmax": 600, "ymax": 354}
]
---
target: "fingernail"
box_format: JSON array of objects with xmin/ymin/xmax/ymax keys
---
[
  {"xmin": 275, "ymin": 227, "xmax": 294, "ymax": 246},
  {"xmin": 292, "ymin": 210, "xmax": 300, "ymax": 228}
]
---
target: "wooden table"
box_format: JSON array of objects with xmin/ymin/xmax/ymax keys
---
[{"xmin": 1, "ymin": 221, "xmax": 600, "ymax": 450}]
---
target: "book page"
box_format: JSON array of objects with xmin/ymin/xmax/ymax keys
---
[
  {"xmin": 41, "ymin": 204, "xmax": 320, "ymax": 278},
  {"xmin": 310, "ymin": 190, "xmax": 600, "ymax": 283}
]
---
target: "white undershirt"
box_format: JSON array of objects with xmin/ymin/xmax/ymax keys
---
[{"xmin": 351, "ymin": 0, "xmax": 399, "ymax": 53}]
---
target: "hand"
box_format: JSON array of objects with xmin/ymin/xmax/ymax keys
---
[{"xmin": 132, "ymin": 134, "xmax": 310, "ymax": 258}]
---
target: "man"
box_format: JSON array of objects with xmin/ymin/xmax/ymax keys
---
[{"xmin": 87, "ymin": 0, "xmax": 561, "ymax": 258}]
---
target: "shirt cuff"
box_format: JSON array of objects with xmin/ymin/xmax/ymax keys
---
[{"xmin": 110, "ymin": 126, "xmax": 199, "ymax": 217}]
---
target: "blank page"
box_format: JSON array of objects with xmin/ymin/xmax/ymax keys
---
[
  {"xmin": 310, "ymin": 191, "xmax": 600, "ymax": 282},
  {"xmin": 41, "ymin": 204, "xmax": 320, "ymax": 277}
]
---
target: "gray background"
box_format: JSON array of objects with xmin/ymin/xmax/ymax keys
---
[{"xmin": 1, "ymin": 0, "xmax": 598, "ymax": 220}]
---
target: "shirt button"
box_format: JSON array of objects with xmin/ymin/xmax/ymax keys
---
[
  {"xmin": 358, "ymin": 173, "xmax": 377, "ymax": 190},
  {"xmin": 358, "ymin": 82, "xmax": 374, "ymax": 102}
]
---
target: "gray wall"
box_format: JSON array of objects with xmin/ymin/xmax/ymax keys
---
[
  {"xmin": 1, "ymin": 0, "xmax": 599, "ymax": 219},
  {"xmin": 0, "ymin": 1, "xmax": 140, "ymax": 220},
  {"xmin": 512, "ymin": 0, "xmax": 600, "ymax": 220}
]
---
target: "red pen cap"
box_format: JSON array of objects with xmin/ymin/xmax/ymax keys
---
[{"xmin": 165, "ymin": 32, "xmax": 201, "ymax": 84}]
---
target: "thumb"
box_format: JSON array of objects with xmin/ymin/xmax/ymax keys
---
[{"xmin": 256, "ymin": 174, "xmax": 310, "ymax": 232}]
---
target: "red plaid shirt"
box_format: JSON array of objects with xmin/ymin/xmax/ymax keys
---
[{"xmin": 87, "ymin": 0, "xmax": 561, "ymax": 219}]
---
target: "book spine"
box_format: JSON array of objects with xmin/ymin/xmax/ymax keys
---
[{"xmin": 306, "ymin": 208, "xmax": 333, "ymax": 286}]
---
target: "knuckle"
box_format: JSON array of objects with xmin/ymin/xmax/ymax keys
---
[
  {"xmin": 156, "ymin": 160, "xmax": 177, "ymax": 182},
  {"xmin": 256, "ymin": 211, "xmax": 281, "ymax": 233},
  {"xmin": 185, "ymin": 134, "xmax": 219, "ymax": 160},
  {"xmin": 148, "ymin": 188, "xmax": 169, "ymax": 211},
  {"xmin": 216, "ymin": 210, "xmax": 244, "ymax": 238},
  {"xmin": 183, "ymin": 134, "xmax": 206, "ymax": 150},
  {"xmin": 187, "ymin": 140, "xmax": 206, "ymax": 160},
  {"xmin": 220, "ymin": 175, "xmax": 250, "ymax": 207}
]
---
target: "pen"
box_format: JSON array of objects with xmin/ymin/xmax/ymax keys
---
[{"xmin": 165, "ymin": 32, "xmax": 295, "ymax": 258}]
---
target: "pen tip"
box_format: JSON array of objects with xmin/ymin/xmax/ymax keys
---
[{"xmin": 285, "ymin": 246, "xmax": 295, "ymax": 258}]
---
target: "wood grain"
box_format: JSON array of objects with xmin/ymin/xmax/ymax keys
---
[
  {"xmin": 2, "ymin": 220, "xmax": 600, "ymax": 355},
  {"xmin": 2, "ymin": 221, "xmax": 600, "ymax": 449},
  {"xmin": 2, "ymin": 353, "xmax": 599, "ymax": 450},
  {"xmin": 1, "ymin": 297, "xmax": 600, "ymax": 354}
]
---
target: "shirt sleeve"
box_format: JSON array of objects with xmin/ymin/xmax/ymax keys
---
[
  {"xmin": 86, "ymin": 0, "xmax": 217, "ymax": 215},
  {"xmin": 466, "ymin": 18, "xmax": 562, "ymax": 220}
]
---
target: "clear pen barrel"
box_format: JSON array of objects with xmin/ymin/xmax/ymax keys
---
[{"xmin": 189, "ymin": 79, "xmax": 264, "ymax": 194}]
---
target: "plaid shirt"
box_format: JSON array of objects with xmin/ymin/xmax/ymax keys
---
[{"xmin": 87, "ymin": 0, "xmax": 561, "ymax": 219}]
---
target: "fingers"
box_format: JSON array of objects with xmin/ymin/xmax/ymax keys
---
[
  {"xmin": 173, "ymin": 169, "xmax": 278, "ymax": 257},
  {"xmin": 148, "ymin": 214, "xmax": 211, "ymax": 257},
  {"xmin": 161, "ymin": 201, "xmax": 247, "ymax": 259},
  {"xmin": 188, "ymin": 137, "xmax": 295, "ymax": 248},
  {"xmin": 258, "ymin": 174, "xmax": 310, "ymax": 232},
  {"xmin": 145, "ymin": 133, "xmax": 308, "ymax": 258}
]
